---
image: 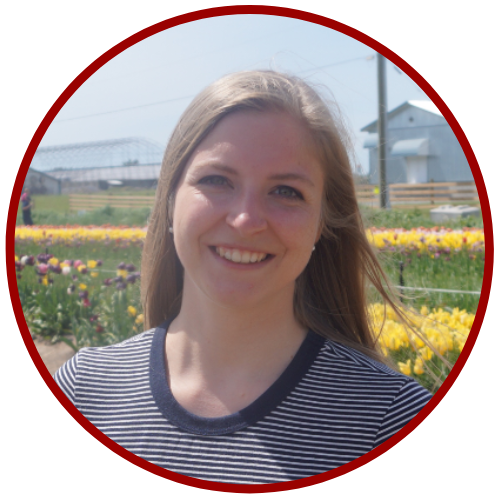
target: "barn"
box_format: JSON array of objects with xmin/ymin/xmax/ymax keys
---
[{"xmin": 362, "ymin": 100, "xmax": 472, "ymax": 185}]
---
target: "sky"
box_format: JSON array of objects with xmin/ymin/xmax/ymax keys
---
[{"xmin": 37, "ymin": 14, "xmax": 427, "ymax": 173}]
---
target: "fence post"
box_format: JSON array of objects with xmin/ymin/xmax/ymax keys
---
[{"xmin": 399, "ymin": 261, "xmax": 405, "ymax": 303}]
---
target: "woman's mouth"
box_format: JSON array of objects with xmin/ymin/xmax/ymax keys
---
[{"xmin": 212, "ymin": 246, "xmax": 271, "ymax": 264}]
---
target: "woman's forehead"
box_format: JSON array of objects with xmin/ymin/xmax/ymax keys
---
[{"xmin": 185, "ymin": 110, "xmax": 323, "ymax": 178}]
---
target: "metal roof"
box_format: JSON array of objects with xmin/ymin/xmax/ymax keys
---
[
  {"xmin": 391, "ymin": 138, "xmax": 429, "ymax": 156},
  {"xmin": 407, "ymin": 100, "xmax": 442, "ymax": 116},
  {"xmin": 46, "ymin": 163, "xmax": 161, "ymax": 182},
  {"xmin": 361, "ymin": 100, "xmax": 444, "ymax": 131}
]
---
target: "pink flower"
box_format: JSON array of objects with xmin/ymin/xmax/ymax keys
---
[
  {"xmin": 37, "ymin": 264, "xmax": 48, "ymax": 275},
  {"xmin": 74, "ymin": 260, "xmax": 83, "ymax": 269}
]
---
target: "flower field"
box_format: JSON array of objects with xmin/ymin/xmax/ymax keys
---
[{"xmin": 14, "ymin": 224, "xmax": 485, "ymax": 392}]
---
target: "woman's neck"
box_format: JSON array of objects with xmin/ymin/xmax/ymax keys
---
[{"xmin": 165, "ymin": 284, "xmax": 307, "ymax": 417}]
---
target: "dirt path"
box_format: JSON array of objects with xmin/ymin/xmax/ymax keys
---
[{"xmin": 34, "ymin": 338, "xmax": 75, "ymax": 375}]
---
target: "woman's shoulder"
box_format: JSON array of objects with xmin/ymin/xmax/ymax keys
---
[
  {"xmin": 56, "ymin": 328, "xmax": 156, "ymax": 378},
  {"xmin": 76, "ymin": 327, "xmax": 156, "ymax": 359},
  {"xmin": 313, "ymin": 336, "xmax": 431, "ymax": 394},
  {"xmin": 54, "ymin": 328, "xmax": 157, "ymax": 405}
]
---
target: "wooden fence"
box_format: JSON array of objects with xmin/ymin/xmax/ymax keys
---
[
  {"xmin": 355, "ymin": 181, "xmax": 479, "ymax": 209},
  {"xmin": 69, "ymin": 193, "xmax": 155, "ymax": 211}
]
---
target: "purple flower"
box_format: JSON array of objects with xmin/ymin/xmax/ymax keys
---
[
  {"xmin": 36, "ymin": 253, "xmax": 53, "ymax": 264},
  {"xmin": 25, "ymin": 255, "xmax": 35, "ymax": 266},
  {"xmin": 78, "ymin": 290, "xmax": 89, "ymax": 299},
  {"xmin": 96, "ymin": 260, "xmax": 103, "ymax": 267},
  {"xmin": 49, "ymin": 264, "xmax": 62, "ymax": 274},
  {"xmin": 103, "ymin": 278, "xmax": 113, "ymax": 287},
  {"xmin": 117, "ymin": 262, "xmax": 126, "ymax": 270},
  {"xmin": 125, "ymin": 263, "xmax": 136, "ymax": 272},
  {"xmin": 116, "ymin": 282, "xmax": 127, "ymax": 290},
  {"xmin": 434, "ymin": 252, "xmax": 440, "ymax": 259}
]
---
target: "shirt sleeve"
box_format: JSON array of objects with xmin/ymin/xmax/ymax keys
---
[
  {"xmin": 373, "ymin": 379, "xmax": 432, "ymax": 447},
  {"xmin": 53, "ymin": 353, "xmax": 80, "ymax": 405}
]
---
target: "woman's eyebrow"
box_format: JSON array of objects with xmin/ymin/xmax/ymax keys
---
[
  {"xmin": 194, "ymin": 163, "xmax": 315, "ymax": 187},
  {"xmin": 268, "ymin": 173, "xmax": 315, "ymax": 187}
]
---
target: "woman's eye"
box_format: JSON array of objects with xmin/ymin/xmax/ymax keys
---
[
  {"xmin": 198, "ymin": 175, "xmax": 229, "ymax": 187},
  {"xmin": 273, "ymin": 186, "xmax": 303, "ymax": 199}
]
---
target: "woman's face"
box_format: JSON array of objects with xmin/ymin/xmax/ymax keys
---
[{"xmin": 172, "ymin": 110, "xmax": 324, "ymax": 310}]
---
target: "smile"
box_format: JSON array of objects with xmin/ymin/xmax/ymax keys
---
[{"xmin": 213, "ymin": 246, "xmax": 270, "ymax": 264}]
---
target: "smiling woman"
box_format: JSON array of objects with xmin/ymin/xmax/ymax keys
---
[{"xmin": 54, "ymin": 70, "xmax": 432, "ymax": 484}]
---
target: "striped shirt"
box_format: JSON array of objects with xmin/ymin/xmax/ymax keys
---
[{"xmin": 54, "ymin": 321, "xmax": 432, "ymax": 484}]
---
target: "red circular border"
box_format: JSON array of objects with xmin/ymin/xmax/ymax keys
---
[{"xmin": 5, "ymin": 5, "xmax": 493, "ymax": 494}]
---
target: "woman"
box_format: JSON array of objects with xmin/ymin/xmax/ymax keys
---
[{"xmin": 55, "ymin": 71, "xmax": 432, "ymax": 484}]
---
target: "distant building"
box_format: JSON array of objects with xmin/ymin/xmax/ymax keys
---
[
  {"xmin": 362, "ymin": 100, "xmax": 472, "ymax": 185},
  {"xmin": 23, "ymin": 168, "xmax": 61, "ymax": 195},
  {"xmin": 29, "ymin": 137, "xmax": 164, "ymax": 193},
  {"xmin": 47, "ymin": 163, "xmax": 161, "ymax": 193}
]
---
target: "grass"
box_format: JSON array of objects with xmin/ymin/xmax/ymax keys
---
[{"xmin": 16, "ymin": 193, "xmax": 484, "ymax": 229}]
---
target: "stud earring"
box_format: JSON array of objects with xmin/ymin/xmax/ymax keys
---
[
  {"xmin": 312, "ymin": 245, "xmax": 316, "ymax": 251},
  {"xmin": 169, "ymin": 227, "xmax": 173, "ymax": 234}
]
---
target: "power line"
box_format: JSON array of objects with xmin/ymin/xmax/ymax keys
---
[
  {"xmin": 52, "ymin": 55, "xmax": 375, "ymax": 123},
  {"xmin": 53, "ymin": 94, "xmax": 194, "ymax": 123}
]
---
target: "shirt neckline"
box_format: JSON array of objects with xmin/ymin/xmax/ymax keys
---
[{"xmin": 149, "ymin": 319, "xmax": 325, "ymax": 436}]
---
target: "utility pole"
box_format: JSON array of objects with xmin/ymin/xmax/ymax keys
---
[{"xmin": 377, "ymin": 53, "xmax": 389, "ymax": 209}]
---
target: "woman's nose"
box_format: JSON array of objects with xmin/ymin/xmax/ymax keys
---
[{"xmin": 226, "ymin": 192, "xmax": 267, "ymax": 235}]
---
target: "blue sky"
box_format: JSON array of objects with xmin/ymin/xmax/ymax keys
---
[{"xmin": 40, "ymin": 14, "xmax": 428, "ymax": 173}]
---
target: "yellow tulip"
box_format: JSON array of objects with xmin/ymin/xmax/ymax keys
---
[{"xmin": 398, "ymin": 360, "xmax": 412, "ymax": 376}]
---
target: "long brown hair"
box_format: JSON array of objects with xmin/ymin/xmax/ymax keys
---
[{"xmin": 141, "ymin": 70, "xmax": 401, "ymax": 361}]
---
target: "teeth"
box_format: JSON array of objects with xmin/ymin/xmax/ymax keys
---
[{"xmin": 215, "ymin": 247, "xmax": 267, "ymax": 264}]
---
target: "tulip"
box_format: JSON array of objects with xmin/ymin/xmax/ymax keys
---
[
  {"xmin": 37, "ymin": 264, "xmax": 48, "ymax": 275},
  {"xmin": 62, "ymin": 266, "xmax": 71, "ymax": 276}
]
